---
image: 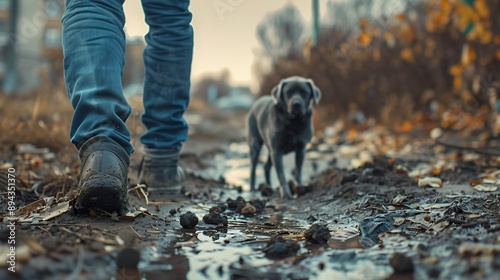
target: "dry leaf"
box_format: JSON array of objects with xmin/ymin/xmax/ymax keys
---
[
  {"xmin": 469, "ymin": 178, "xmax": 483, "ymax": 186},
  {"xmin": 473, "ymin": 185, "xmax": 498, "ymax": 192},
  {"xmin": 418, "ymin": 177, "xmax": 443, "ymax": 188}
]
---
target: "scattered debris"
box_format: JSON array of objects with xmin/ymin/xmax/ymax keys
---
[
  {"xmin": 392, "ymin": 195, "xmax": 407, "ymax": 204},
  {"xmin": 458, "ymin": 243, "xmax": 500, "ymax": 257},
  {"xmin": 473, "ymin": 185, "xmax": 498, "ymax": 192},
  {"xmin": 418, "ymin": 177, "xmax": 443, "ymax": 188},
  {"xmin": 14, "ymin": 197, "xmax": 54, "ymax": 216}
]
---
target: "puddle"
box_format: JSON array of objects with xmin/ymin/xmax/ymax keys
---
[
  {"xmin": 186, "ymin": 141, "xmax": 338, "ymax": 191},
  {"xmin": 182, "ymin": 230, "xmax": 273, "ymax": 280},
  {"xmin": 131, "ymin": 193, "xmax": 407, "ymax": 280}
]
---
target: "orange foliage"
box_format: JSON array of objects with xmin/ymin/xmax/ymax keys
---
[{"xmin": 258, "ymin": 0, "xmax": 499, "ymax": 128}]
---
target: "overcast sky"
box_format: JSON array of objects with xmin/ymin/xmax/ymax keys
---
[{"xmin": 123, "ymin": 1, "xmax": 326, "ymax": 88}]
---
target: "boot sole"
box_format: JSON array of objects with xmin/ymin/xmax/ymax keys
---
[{"xmin": 75, "ymin": 178, "xmax": 129, "ymax": 215}]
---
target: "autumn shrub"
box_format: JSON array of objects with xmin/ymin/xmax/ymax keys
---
[{"xmin": 257, "ymin": 0, "xmax": 500, "ymax": 129}]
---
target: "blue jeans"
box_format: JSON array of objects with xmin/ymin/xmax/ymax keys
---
[{"xmin": 62, "ymin": 0, "xmax": 193, "ymax": 155}]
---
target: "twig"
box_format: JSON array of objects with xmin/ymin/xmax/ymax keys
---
[
  {"xmin": 129, "ymin": 225, "xmax": 145, "ymax": 239},
  {"xmin": 486, "ymin": 226, "xmax": 500, "ymax": 233},
  {"xmin": 129, "ymin": 184, "xmax": 151, "ymax": 204}
]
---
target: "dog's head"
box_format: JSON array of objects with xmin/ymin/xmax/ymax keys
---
[{"xmin": 271, "ymin": 76, "xmax": 322, "ymax": 116}]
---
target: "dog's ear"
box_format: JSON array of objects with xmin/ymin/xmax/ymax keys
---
[
  {"xmin": 271, "ymin": 81, "xmax": 284, "ymax": 105},
  {"xmin": 307, "ymin": 79, "xmax": 322, "ymax": 104}
]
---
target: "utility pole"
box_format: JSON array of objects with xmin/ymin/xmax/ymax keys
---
[
  {"xmin": 312, "ymin": 0, "xmax": 319, "ymax": 48},
  {"xmin": 4, "ymin": 0, "xmax": 18, "ymax": 94}
]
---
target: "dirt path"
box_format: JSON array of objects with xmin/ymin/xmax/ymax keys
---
[{"xmin": 1, "ymin": 109, "xmax": 499, "ymax": 280}]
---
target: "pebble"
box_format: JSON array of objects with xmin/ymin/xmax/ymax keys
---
[
  {"xmin": 389, "ymin": 252, "xmax": 414, "ymax": 274},
  {"xmin": 116, "ymin": 247, "xmax": 140, "ymax": 269},
  {"xmin": 180, "ymin": 211, "xmax": 199, "ymax": 229},
  {"xmin": 241, "ymin": 204, "xmax": 256, "ymax": 216},
  {"xmin": 304, "ymin": 224, "xmax": 331, "ymax": 244}
]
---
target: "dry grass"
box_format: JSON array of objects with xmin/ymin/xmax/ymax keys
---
[{"xmin": 0, "ymin": 89, "xmax": 73, "ymax": 152}]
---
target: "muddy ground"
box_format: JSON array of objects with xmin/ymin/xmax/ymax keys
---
[{"xmin": 1, "ymin": 108, "xmax": 499, "ymax": 280}]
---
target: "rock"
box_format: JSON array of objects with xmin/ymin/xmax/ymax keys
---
[
  {"xmin": 235, "ymin": 201, "xmax": 247, "ymax": 213},
  {"xmin": 249, "ymin": 199, "xmax": 266, "ymax": 214},
  {"xmin": 227, "ymin": 196, "xmax": 245, "ymax": 209},
  {"xmin": 341, "ymin": 173, "xmax": 358, "ymax": 184},
  {"xmin": 203, "ymin": 212, "xmax": 228, "ymax": 226},
  {"xmin": 169, "ymin": 208, "xmax": 177, "ymax": 215},
  {"xmin": 116, "ymin": 247, "xmax": 140, "ymax": 269},
  {"xmin": 217, "ymin": 203, "xmax": 228, "ymax": 212},
  {"xmin": 209, "ymin": 206, "xmax": 224, "ymax": 214},
  {"xmin": 241, "ymin": 204, "xmax": 256, "ymax": 216},
  {"xmin": 262, "ymin": 235, "xmax": 300, "ymax": 258},
  {"xmin": 389, "ymin": 252, "xmax": 414, "ymax": 274},
  {"xmin": 179, "ymin": 211, "xmax": 198, "ymax": 229},
  {"xmin": 258, "ymin": 183, "xmax": 273, "ymax": 196},
  {"xmin": 304, "ymin": 224, "xmax": 331, "ymax": 244},
  {"xmin": 307, "ymin": 215, "xmax": 318, "ymax": 223}
]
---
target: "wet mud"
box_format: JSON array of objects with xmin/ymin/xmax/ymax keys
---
[{"xmin": 1, "ymin": 110, "xmax": 499, "ymax": 280}]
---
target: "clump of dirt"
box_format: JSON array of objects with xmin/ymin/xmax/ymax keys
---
[
  {"xmin": 356, "ymin": 166, "xmax": 413, "ymax": 187},
  {"xmin": 304, "ymin": 224, "xmax": 331, "ymax": 244},
  {"xmin": 227, "ymin": 196, "xmax": 246, "ymax": 210},
  {"xmin": 116, "ymin": 247, "xmax": 141, "ymax": 269},
  {"xmin": 258, "ymin": 183, "xmax": 273, "ymax": 196},
  {"xmin": 248, "ymin": 199, "xmax": 266, "ymax": 214},
  {"xmin": 180, "ymin": 211, "xmax": 198, "ymax": 229},
  {"xmin": 389, "ymin": 252, "xmax": 415, "ymax": 275},
  {"xmin": 217, "ymin": 203, "xmax": 228, "ymax": 212},
  {"xmin": 208, "ymin": 206, "xmax": 225, "ymax": 214},
  {"xmin": 240, "ymin": 204, "xmax": 256, "ymax": 216},
  {"xmin": 203, "ymin": 207, "xmax": 228, "ymax": 226},
  {"xmin": 226, "ymin": 197, "xmax": 267, "ymax": 216},
  {"xmin": 262, "ymin": 235, "xmax": 300, "ymax": 259}
]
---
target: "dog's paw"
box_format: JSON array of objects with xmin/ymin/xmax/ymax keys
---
[
  {"xmin": 279, "ymin": 186, "xmax": 296, "ymax": 200},
  {"xmin": 287, "ymin": 180, "xmax": 311, "ymax": 197}
]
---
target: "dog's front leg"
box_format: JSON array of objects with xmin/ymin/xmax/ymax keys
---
[
  {"xmin": 294, "ymin": 144, "xmax": 306, "ymax": 185},
  {"xmin": 271, "ymin": 150, "xmax": 293, "ymax": 199}
]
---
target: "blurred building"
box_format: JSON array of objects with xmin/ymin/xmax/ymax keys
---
[
  {"xmin": 215, "ymin": 85, "xmax": 254, "ymax": 110},
  {"xmin": 0, "ymin": 0, "xmax": 64, "ymax": 93},
  {"xmin": 0, "ymin": 0, "xmax": 145, "ymax": 94}
]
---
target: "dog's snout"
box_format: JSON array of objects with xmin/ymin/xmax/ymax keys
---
[
  {"xmin": 289, "ymin": 97, "xmax": 305, "ymax": 115},
  {"xmin": 292, "ymin": 100, "xmax": 301, "ymax": 109}
]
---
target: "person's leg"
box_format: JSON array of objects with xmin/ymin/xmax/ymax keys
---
[
  {"xmin": 141, "ymin": 0, "xmax": 193, "ymax": 149},
  {"xmin": 139, "ymin": 0, "xmax": 193, "ymax": 194},
  {"xmin": 63, "ymin": 0, "xmax": 133, "ymax": 154},
  {"xmin": 62, "ymin": 0, "xmax": 131, "ymax": 214}
]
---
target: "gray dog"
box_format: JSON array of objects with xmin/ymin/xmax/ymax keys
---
[{"xmin": 247, "ymin": 76, "xmax": 322, "ymax": 198}]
